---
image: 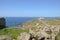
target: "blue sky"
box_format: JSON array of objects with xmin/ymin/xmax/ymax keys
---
[{"xmin": 0, "ymin": 0, "xmax": 60, "ymax": 17}]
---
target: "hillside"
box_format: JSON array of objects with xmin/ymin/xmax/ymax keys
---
[
  {"xmin": 20, "ymin": 18, "xmax": 60, "ymax": 29},
  {"xmin": 19, "ymin": 18, "xmax": 60, "ymax": 40},
  {"xmin": 0, "ymin": 18, "xmax": 60, "ymax": 40},
  {"xmin": 0, "ymin": 28, "xmax": 28, "ymax": 40}
]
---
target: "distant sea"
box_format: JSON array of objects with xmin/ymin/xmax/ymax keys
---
[{"xmin": 5, "ymin": 17, "xmax": 38, "ymax": 27}]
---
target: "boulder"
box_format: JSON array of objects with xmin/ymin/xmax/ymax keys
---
[
  {"xmin": 17, "ymin": 32, "xmax": 30, "ymax": 40},
  {"xmin": 0, "ymin": 35, "xmax": 12, "ymax": 40},
  {"xmin": 0, "ymin": 17, "xmax": 6, "ymax": 29}
]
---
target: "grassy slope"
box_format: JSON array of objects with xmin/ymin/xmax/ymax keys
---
[
  {"xmin": 21, "ymin": 18, "xmax": 60, "ymax": 28},
  {"xmin": 0, "ymin": 28, "xmax": 28, "ymax": 39},
  {"xmin": 56, "ymin": 33, "xmax": 60, "ymax": 40}
]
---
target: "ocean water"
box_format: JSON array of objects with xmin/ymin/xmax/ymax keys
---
[{"xmin": 5, "ymin": 17, "xmax": 38, "ymax": 27}]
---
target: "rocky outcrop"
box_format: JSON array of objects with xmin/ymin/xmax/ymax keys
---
[
  {"xmin": 0, "ymin": 17, "xmax": 6, "ymax": 29},
  {"xmin": 17, "ymin": 29, "xmax": 51, "ymax": 40},
  {"xmin": 17, "ymin": 32, "xmax": 30, "ymax": 40},
  {"xmin": 0, "ymin": 35, "xmax": 12, "ymax": 40},
  {"xmin": 17, "ymin": 24, "xmax": 60, "ymax": 40},
  {"xmin": 18, "ymin": 18, "xmax": 60, "ymax": 40},
  {"xmin": 0, "ymin": 17, "xmax": 5, "ymax": 26}
]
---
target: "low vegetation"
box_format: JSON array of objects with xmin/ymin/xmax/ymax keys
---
[
  {"xmin": 0, "ymin": 28, "xmax": 28, "ymax": 39},
  {"xmin": 56, "ymin": 33, "xmax": 60, "ymax": 40}
]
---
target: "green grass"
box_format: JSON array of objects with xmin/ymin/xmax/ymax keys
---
[
  {"xmin": 42, "ymin": 18, "xmax": 60, "ymax": 25},
  {"xmin": 57, "ymin": 33, "xmax": 60, "ymax": 40},
  {"xmin": 46, "ymin": 31, "xmax": 52, "ymax": 34},
  {"xmin": 0, "ymin": 28, "xmax": 28, "ymax": 39}
]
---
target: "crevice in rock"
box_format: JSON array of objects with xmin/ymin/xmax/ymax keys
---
[{"xmin": 40, "ymin": 37, "xmax": 45, "ymax": 40}]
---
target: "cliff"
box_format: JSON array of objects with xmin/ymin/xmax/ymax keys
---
[{"xmin": 0, "ymin": 17, "xmax": 6, "ymax": 29}]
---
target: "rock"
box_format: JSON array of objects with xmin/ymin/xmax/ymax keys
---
[
  {"xmin": 17, "ymin": 26, "xmax": 60, "ymax": 40},
  {"xmin": 0, "ymin": 35, "xmax": 12, "ymax": 40},
  {"xmin": 29, "ymin": 28, "xmax": 51, "ymax": 40},
  {"xmin": 0, "ymin": 17, "xmax": 6, "ymax": 29},
  {"xmin": 0, "ymin": 17, "xmax": 5, "ymax": 26},
  {"xmin": 51, "ymin": 33, "xmax": 57, "ymax": 40},
  {"xmin": 36, "ymin": 31, "xmax": 50, "ymax": 40},
  {"xmin": 17, "ymin": 32, "xmax": 30, "ymax": 40}
]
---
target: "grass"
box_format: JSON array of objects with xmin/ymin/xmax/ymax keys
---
[
  {"xmin": 0, "ymin": 28, "xmax": 28, "ymax": 40},
  {"xmin": 46, "ymin": 31, "xmax": 52, "ymax": 34},
  {"xmin": 21, "ymin": 18, "xmax": 60, "ymax": 29},
  {"xmin": 56, "ymin": 33, "xmax": 60, "ymax": 40}
]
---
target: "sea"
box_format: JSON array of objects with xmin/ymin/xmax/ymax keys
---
[{"xmin": 5, "ymin": 17, "xmax": 38, "ymax": 27}]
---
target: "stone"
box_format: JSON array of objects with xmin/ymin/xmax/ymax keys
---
[
  {"xmin": 0, "ymin": 17, "xmax": 5, "ymax": 26},
  {"xmin": 0, "ymin": 17, "xmax": 6, "ymax": 29},
  {"xmin": 36, "ymin": 31, "xmax": 50, "ymax": 40},
  {"xmin": 0, "ymin": 35, "xmax": 12, "ymax": 40},
  {"xmin": 17, "ymin": 32, "xmax": 30, "ymax": 40}
]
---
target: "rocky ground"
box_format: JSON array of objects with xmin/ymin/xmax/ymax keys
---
[{"xmin": 18, "ymin": 18, "xmax": 60, "ymax": 40}]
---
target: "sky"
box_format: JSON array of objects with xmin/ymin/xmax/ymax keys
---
[{"xmin": 0, "ymin": 0, "xmax": 60, "ymax": 17}]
